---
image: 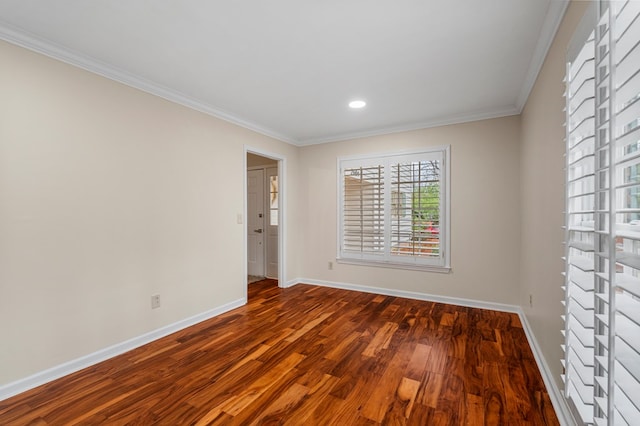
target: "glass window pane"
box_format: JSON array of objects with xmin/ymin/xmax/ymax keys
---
[{"xmin": 270, "ymin": 176, "xmax": 278, "ymax": 209}]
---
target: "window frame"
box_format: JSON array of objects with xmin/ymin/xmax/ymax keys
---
[{"xmin": 336, "ymin": 146, "xmax": 451, "ymax": 273}]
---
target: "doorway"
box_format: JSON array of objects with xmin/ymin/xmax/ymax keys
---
[{"xmin": 246, "ymin": 151, "xmax": 282, "ymax": 288}]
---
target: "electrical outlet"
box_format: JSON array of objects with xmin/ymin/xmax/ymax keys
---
[
  {"xmin": 529, "ymin": 294, "xmax": 533, "ymax": 308},
  {"xmin": 328, "ymin": 261, "xmax": 333, "ymax": 270},
  {"xmin": 151, "ymin": 294, "xmax": 161, "ymax": 309}
]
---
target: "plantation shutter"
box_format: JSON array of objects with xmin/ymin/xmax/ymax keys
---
[
  {"xmin": 338, "ymin": 147, "xmax": 450, "ymax": 271},
  {"xmin": 606, "ymin": 1, "xmax": 640, "ymax": 424},
  {"xmin": 564, "ymin": 26, "xmax": 596, "ymax": 425},
  {"xmin": 342, "ymin": 163, "xmax": 385, "ymax": 256},
  {"xmin": 390, "ymin": 157, "xmax": 442, "ymax": 261},
  {"xmin": 563, "ymin": 1, "xmax": 640, "ymax": 424}
]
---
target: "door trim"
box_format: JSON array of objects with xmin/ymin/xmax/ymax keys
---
[{"xmin": 243, "ymin": 146, "xmax": 287, "ymax": 295}]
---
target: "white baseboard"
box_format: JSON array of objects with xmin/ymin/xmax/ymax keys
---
[
  {"xmin": 1, "ymin": 279, "xmax": 574, "ymax": 425},
  {"xmin": 0, "ymin": 297, "xmax": 246, "ymax": 402},
  {"xmin": 283, "ymin": 278, "xmax": 299, "ymax": 288},
  {"xmin": 516, "ymin": 309, "xmax": 576, "ymax": 426},
  {"xmin": 288, "ymin": 277, "xmax": 520, "ymax": 313},
  {"xmin": 288, "ymin": 277, "xmax": 573, "ymax": 426}
]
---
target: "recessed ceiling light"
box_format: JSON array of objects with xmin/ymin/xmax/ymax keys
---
[{"xmin": 349, "ymin": 100, "xmax": 366, "ymax": 109}]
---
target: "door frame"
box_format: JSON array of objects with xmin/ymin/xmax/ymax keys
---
[{"xmin": 243, "ymin": 146, "xmax": 286, "ymax": 294}]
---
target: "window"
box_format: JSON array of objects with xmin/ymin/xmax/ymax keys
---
[
  {"xmin": 338, "ymin": 147, "xmax": 450, "ymax": 272},
  {"xmin": 563, "ymin": 2, "xmax": 640, "ymax": 425},
  {"xmin": 269, "ymin": 175, "xmax": 278, "ymax": 226}
]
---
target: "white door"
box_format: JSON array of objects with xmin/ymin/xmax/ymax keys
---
[
  {"xmin": 266, "ymin": 167, "xmax": 279, "ymax": 278},
  {"xmin": 247, "ymin": 169, "xmax": 265, "ymax": 276}
]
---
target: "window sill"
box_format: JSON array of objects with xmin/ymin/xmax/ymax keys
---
[{"xmin": 336, "ymin": 258, "xmax": 451, "ymax": 274}]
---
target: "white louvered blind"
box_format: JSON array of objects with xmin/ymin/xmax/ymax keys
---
[
  {"xmin": 608, "ymin": 1, "xmax": 640, "ymax": 424},
  {"xmin": 338, "ymin": 147, "xmax": 450, "ymax": 271},
  {"xmin": 564, "ymin": 28, "xmax": 596, "ymax": 425},
  {"xmin": 564, "ymin": 2, "xmax": 640, "ymax": 425},
  {"xmin": 594, "ymin": 3, "xmax": 613, "ymax": 422},
  {"xmin": 342, "ymin": 164, "xmax": 385, "ymax": 255},
  {"xmin": 390, "ymin": 160, "xmax": 441, "ymax": 260}
]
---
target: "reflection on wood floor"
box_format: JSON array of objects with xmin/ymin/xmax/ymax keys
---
[{"xmin": 0, "ymin": 279, "xmax": 559, "ymax": 425}]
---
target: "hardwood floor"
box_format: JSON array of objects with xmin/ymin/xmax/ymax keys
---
[{"xmin": 0, "ymin": 280, "xmax": 559, "ymax": 425}]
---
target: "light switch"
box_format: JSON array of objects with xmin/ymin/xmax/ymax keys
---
[{"xmin": 237, "ymin": 213, "xmax": 243, "ymax": 224}]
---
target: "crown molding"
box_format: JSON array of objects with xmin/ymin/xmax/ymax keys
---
[
  {"xmin": 297, "ymin": 105, "xmax": 520, "ymax": 146},
  {"xmin": 1, "ymin": 0, "xmax": 566, "ymax": 149},
  {"xmin": 0, "ymin": 20, "xmax": 296, "ymax": 145},
  {"xmin": 515, "ymin": 0, "xmax": 570, "ymax": 111}
]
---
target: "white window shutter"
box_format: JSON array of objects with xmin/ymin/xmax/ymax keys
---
[
  {"xmin": 342, "ymin": 164, "xmax": 385, "ymax": 256},
  {"xmin": 608, "ymin": 1, "xmax": 640, "ymax": 424},
  {"xmin": 338, "ymin": 147, "xmax": 450, "ymax": 271},
  {"xmin": 389, "ymin": 159, "xmax": 442, "ymax": 260},
  {"xmin": 564, "ymin": 1, "xmax": 640, "ymax": 424},
  {"xmin": 564, "ymin": 28, "xmax": 596, "ymax": 425}
]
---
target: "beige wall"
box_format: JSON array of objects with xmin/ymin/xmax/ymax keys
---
[
  {"xmin": 520, "ymin": 0, "xmax": 589, "ymax": 390},
  {"xmin": 298, "ymin": 116, "xmax": 522, "ymax": 304},
  {"xmin": 0, "ymin": 39, "xmax": 299, "ymax": 385}
]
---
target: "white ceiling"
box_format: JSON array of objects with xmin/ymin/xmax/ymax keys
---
[{"xmin": 0, "ymin": 1, "xmax": 568, "ymax": 146}]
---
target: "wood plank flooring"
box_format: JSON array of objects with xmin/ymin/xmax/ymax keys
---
[{"xmin": 0, "ymin": 280, "xmax": 559, "ymax": 425}]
